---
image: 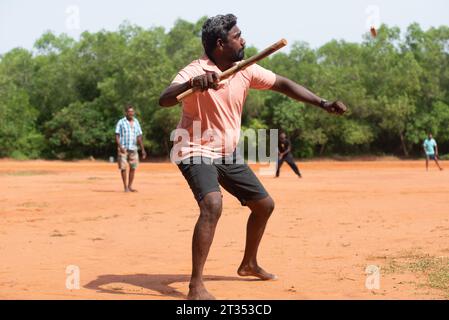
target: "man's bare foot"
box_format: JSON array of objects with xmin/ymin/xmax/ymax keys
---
[
  {"xmin": 124, "ymin": 187, "xmax": 129, "ymax": 192},
  {"xmin": 187, "ymin": 284, "xmax": 216, "ymax": 300},
  {"xmin": 237, "ymin": 264, "xmax": 277, "ymax": 280},
  {"xmin": 128, "ymin": 187, "xmax": 138, "ymax": 192}
]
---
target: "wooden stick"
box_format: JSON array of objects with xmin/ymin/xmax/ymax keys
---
[{"xmin": 176, "ymin": 38, "xmax": 288, "ymax": 102}]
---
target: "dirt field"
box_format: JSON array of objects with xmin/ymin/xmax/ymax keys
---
[{"xmin": 0, "ymin": 159, "xmax": 448, "ymax": 300}]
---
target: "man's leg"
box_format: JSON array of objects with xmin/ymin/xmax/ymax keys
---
[
  {"xmin": 128, "ymin": 151, "xmax": 139, "ymax": 192},
  {"xmin": 216, "ymin": 162, "xmax": 276, "ymax": 280},
  {"xmin": 285, "ymin": 154, "xmax": 302, "ymax": 177},
  {"xmin": 128, "ymin": 168, "xmax": 136, "ymax": 192},
  {"xmin": 434, "ymin": 157, "xmax": 443, "ymax": 170},
  {"xmin": 117, "ymin": 149, "xmax": 129, "ymax": 192},
  {"xmin": 120, "ymin": 169, "xmax": 128, "ymax": 192},
  {"xmin": 238, "ymin": 196, "xmax": 276, "ymax": 280},
  {"xmin": 118, "ymin": 149, "xmax": 128, "ymax": 192},
  {"xmin": 275, "ymin": 157, "xmax": 284, "ymax": 177},
  {"xmin": 189, "ymin": 191, "xmax": 223, "ymax": 300},
  {"xmin": 426, "ymin": 156, "xmax": 429, "ymax": 171}
]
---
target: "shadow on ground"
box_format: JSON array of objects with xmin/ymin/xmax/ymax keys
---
[{"xmin": 85, "ymin": 274, "xmax": 255, "ymax": 299}]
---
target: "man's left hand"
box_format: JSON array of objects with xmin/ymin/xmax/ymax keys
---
[
  {"xmin": 323, "ymin": 101, "xmax": 347, "ymax": 115},
  {"xmin": 142, "ymin": 150, "xmax": 147, "ymax": 160}
]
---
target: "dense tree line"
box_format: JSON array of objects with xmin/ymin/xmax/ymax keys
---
[{"xmin": 1, "ymin": 18, "xmax": 448, "ymax": 159}]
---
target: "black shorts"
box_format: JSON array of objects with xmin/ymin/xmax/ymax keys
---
[
  {"xmin": 427, "ymin": 154, "xmax": 436, "ymax": 160},
  {"xmin": 177, "ymin": 156, "xmax": 269, "ymax": 206}
]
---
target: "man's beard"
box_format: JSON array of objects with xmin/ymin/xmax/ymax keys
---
[{"xmin": 233, "ymin": 48, "xmax": 245, "ymax": 61}]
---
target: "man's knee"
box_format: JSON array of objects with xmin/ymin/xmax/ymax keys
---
[
  {"xmin": 264, "ymin": 197, "xmax": 275, "ymax": 216},
  {"xmin": 249, "ymin": 196, "xmax": 275, "ymax": 218},
  {"xmin": 199, "ymin": 192, "xmax": 223, "ymax": 222}
]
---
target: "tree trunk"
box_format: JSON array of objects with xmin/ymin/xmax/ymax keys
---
[
  {"xmin": 399, "ymin": 132, "xmax": 409, "ymax": 157},
  {"xmin": 319, "ymin": 143, "xmax": 326, "ymax": 156},
  {"xmin": 164, "ymin": 139, "xmax": 169, "ymax": 158}
]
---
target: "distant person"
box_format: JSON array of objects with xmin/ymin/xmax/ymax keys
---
[
  {"xmin": 115, "ymin": 105, "xmax": 147, "ymax": 192},
  {"xmin": 276, "ymin": 132, "xmax": 302, "ymax": 178},
  {"xmin": 423, "ymin": 133, "xmax": 443, "ymax": 171}
]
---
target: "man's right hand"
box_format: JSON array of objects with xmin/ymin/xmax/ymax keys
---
[
  {"xmin": 119, "ymin": 146, "xmax": 126, "ymax": 154},
  {"xmin": 190, "ymin": 72, "xmax": 220, "ymax": 91}
]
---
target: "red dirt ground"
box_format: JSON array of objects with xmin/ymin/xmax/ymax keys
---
[{"xmin": 0, "ymin": 159, "xmax": 448, "ymax": 299}]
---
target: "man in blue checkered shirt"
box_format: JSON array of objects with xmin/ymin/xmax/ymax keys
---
[{"xmin": 115, "ymin": 105, "xmax": 147, "ymax": 192}]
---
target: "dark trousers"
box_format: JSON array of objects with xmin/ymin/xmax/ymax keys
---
[{"xmin": 276, "ymin": 153, "xmax": 301, "ymax": 177}]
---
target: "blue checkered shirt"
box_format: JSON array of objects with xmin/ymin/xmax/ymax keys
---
[{"xmin": 115, "ymin": 117, "xmax": 143, "ymax": 151}]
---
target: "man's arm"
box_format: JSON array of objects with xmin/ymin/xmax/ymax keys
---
[
  {"xmin": 270, "ymin": 75, "xmax": 347, "ymax": 115},
  {"xmin": 116, "ymin": 134, "xmax": 125, "ymax": 153},
  {"xmin": 159, "ymin": 82, "xmax": 191, "ymax": 107},
  {"xmin": 159, "ymin": 72, "xmax": 219, "ymax": 107},
  {"xmin": 435, "ymin": 143, "xmax": 439, "ymax": 157},
  {"xmin": 280, "ymin": 145, "xmax": 291, "ymax": 159},
  {"xmin": 137, "ymin": 135, "xmax": 147, "ymax": 159},
  {"xmin": 279, "ymin": 146, "xmax": 291, "ymax": 159}
]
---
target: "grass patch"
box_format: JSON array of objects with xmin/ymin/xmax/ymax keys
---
[
  {"xmin": 3, "ymin": 170, "xmax": 53, "ymax": 176},
  {"xmin": 382, "ymin": 250, "xmax": 449, "ymax": 297},
  {"xmin": 19, "ymin": 201, "xmax": 49, "ymax": 208}
]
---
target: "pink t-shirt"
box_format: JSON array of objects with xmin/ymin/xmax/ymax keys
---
[{"xmin": 171, "ymin": 55, "xmax": 276, "ymax": 160}]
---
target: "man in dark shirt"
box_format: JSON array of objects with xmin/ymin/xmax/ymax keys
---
[{"xmin": 276, "ymin": 132, "xmax": 302, "ymax": 178}]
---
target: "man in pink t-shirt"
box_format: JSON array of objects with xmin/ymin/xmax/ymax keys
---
[{"xmin": 160, "ymin": 14, "xmax": 347, "ymax": 300}]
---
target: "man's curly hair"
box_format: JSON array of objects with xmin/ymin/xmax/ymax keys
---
[{"xmin": 201, "ymin": 14, "xmax": 237, "ymax": 59}]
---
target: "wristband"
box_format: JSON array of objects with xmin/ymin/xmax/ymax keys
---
[{"xmin": 320, "ymin": 99, "xmax": 328, "ymax": 109}]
